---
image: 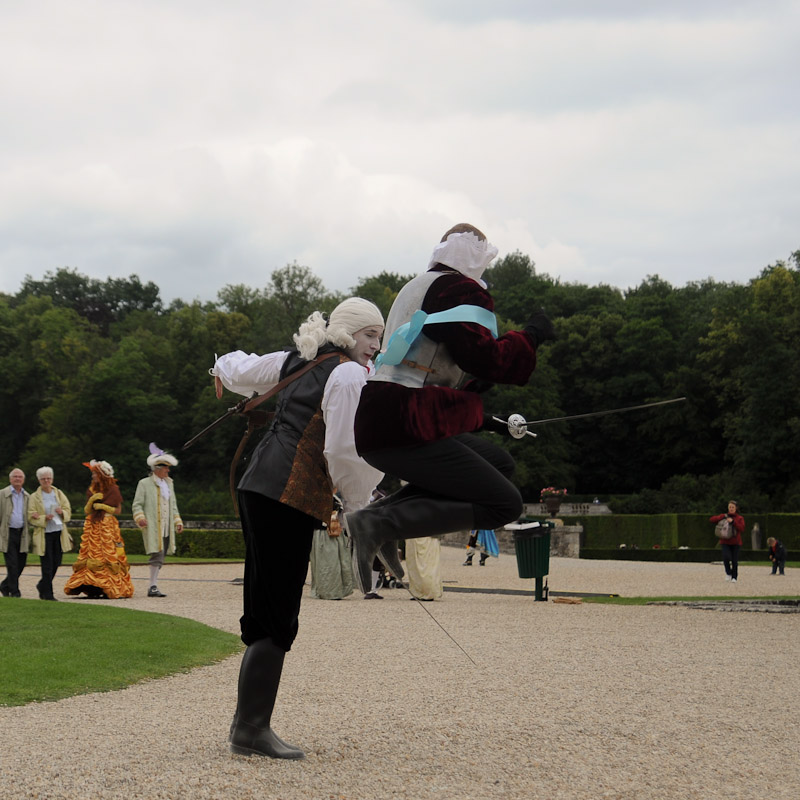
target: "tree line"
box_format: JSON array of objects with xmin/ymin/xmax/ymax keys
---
[{"xmin": 2, "ymin": 250, "xmax": 798, "ymax": 515}]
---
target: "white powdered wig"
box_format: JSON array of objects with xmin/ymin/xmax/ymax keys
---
[{"xmin": 294, "ymin": 298, "xmax": 384, "ymax": 361}]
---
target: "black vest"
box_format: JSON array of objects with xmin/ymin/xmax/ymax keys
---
[{"xmin": 238, "ymin": 347, "xmax": 348, "ymax": 523}]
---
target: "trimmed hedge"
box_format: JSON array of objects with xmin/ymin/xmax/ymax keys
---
[
  {"xmin": 560, "ymin": 513, "xmax": 797, "ymax": 550},
  {"xmin": 66, "ymin": 527, "xmax": 245, "ymax": 560}
]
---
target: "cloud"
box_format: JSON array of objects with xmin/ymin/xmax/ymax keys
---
[{"xmin": 0, "ymin": 0, "xmax": 798, "ymax": 303}]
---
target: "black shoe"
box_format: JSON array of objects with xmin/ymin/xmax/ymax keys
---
[
  {"xmin": 148, "ymin": 586, "xmax": 167, "ymax": 597},
  {"xmin": 363, "ymin": 592, "xmax": 384, "ymax": 600},
  {"xmin": 0, "ymin": 587, "xmax": 9, "ymax": 597}
]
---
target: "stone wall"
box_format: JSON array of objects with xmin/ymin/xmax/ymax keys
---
[
  {"xmin": 440, "ymin": 525, "xmax": 582, "ymax": 558},
  {"xmin": 523, "ymin": 502, "xmax": 611, "ymax": 517}
]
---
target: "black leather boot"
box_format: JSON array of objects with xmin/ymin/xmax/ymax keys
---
[
  {"xmin": 229, "ymin": 638, "xmax": 305, "ymax": 759},
  {"xmin": 345, "ymin": 495, "xmax": 474, "ymax": 594}
]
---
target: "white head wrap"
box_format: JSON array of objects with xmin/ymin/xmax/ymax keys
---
[
  {"xmin": 294, "ymin": 298, "xmax": 384, "ymax": 361},
  {"xmin": 427, "ymin": 229, "xmax": 499, "ymax": 288}
]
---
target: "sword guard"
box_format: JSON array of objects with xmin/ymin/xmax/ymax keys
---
[{"xmin": 493, "ymin": 414, "xmax": 538, "ymax": 439}]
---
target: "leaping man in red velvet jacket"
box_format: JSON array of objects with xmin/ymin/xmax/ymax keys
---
[{"xmin": 345, "ymin": 222, "xmax": 556, "ymax": 593}]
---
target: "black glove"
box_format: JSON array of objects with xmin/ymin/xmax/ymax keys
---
[
  {"xmin": 524, "ymin": 309, "xmax": 556, "ymax": 347},
  {"xmin": 481, "ymin": 413, "xmax": 511, "ymax": 435}
]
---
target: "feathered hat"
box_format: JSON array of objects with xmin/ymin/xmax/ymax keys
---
[
  {"xmin": 82, "ymin": 459, "xmax": 115, "ymax": 478},
  {"xmin": 147, "ymin": 442, "xmax": 179, "ymax": 469}
]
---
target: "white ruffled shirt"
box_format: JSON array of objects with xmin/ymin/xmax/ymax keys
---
[{"xmin": 212, "ymin": 351, "xmax": 383, "ymax": 513}]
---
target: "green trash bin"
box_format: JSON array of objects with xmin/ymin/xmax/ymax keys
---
[{"xmin": 513, "ymin": 525, "xmax": 551, "ymax": 601}]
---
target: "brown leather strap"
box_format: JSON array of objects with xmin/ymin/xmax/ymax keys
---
[
  {"xmin": 229, "ymin": 351, "xmax": 341, "ymax": 515},
  {"xmin": 401, "ymin": 358, "xmax": 436, "ymax": 374}
]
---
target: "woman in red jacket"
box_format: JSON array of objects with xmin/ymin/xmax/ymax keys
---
[{"xmin": 710, "ymin": 500, "xmax": 745, "ymax": 583}]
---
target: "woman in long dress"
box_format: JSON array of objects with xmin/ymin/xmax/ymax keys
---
[
  {"xmin": 64, "ymin": 460, "xmax": 134, "ymax": 599},
  {"xmin": 309, "ymin": 497, "xmax": 355, "ymax": 600}
]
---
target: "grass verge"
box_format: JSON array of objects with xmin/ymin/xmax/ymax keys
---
[{"xmin": 0, "ymin": 599, "xmax": 242, "ymax": 707}]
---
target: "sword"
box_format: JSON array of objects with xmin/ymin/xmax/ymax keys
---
[
  {"xmin": 182, "ymin": 392, "xmax": 257, "ymax": 450},
  {"xmin": 492, "ymin": 397, "xmax": 686, "ymax": 439}
]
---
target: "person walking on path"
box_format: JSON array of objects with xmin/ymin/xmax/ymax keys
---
[
  {"xmin": 64, "ymin": 460, "xmax": 134, "ymax": 599},
  {"xmin": 132, "ymin": 444, "xmax": 184, "ymax": 598},
  {"xmin": 28, "ymin": 466, "xmax": 72, "ymax": 600},
  {"xmin": 406, "ymin": 536, "xmax": 443, "ymax": 600},
  {"xmin": 463, "ymin": 529, "xmax": 499, "ymax": 566},
  {"xmin": 767, "ymin": 537, "xmax": 787, "ymax": 575},
  {"xmin": 211, "ymin": 297, "xmax": 385, "ymax": 760},
  {"xmin": 0, "ymin": 468, "xmax": 30, "ymax": 598},
  {"xmin": 710, "ymin": 500, "xmax": 745, "ymax": 583}
]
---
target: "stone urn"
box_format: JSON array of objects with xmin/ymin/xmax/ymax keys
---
[{"xmin": 543, "ymin": 496, "xmax": 562, "ymax": 518}]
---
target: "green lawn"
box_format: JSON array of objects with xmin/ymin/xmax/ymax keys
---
[{"xmin": 0, "ymin": 599, "xmax": 242, "ymax": 706}]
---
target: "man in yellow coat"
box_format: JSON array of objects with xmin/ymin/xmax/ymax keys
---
[{"xmin": 132, "ymin": 443, "xmax": 183, "ymax": 597}]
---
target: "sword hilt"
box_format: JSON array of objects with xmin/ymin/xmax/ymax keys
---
[{"xmin": 493, "ymin": 414, "xmax": 537, "ymax": 439}]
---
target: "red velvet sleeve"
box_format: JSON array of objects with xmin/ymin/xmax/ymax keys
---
[{"xmin": 421, "ymin": 272, "xmax": 537, "ymax": 385}]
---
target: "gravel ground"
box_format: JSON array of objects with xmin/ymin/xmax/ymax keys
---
[{"xmin": 2, "ymin": 548, "xmax": 798, "ymax": 800}]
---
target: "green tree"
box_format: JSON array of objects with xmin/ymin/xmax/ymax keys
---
[
  {"xmin": 349, "ymin": 271, "xmax": 414, "ymax": 320},
  {"xmin": 16, "ymin": 268, "xmax": 162, "ymax": 334},
  {"xmin": 0, "ymin": 295, "xmax": 104, "ymax": 477},
  {"xmin": 700, "ymin": 262, "xmax": 800, "ymax": 506}
]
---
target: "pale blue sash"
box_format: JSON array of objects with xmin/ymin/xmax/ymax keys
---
[{"xmin": 375, "ymin": 304, "xmax": 498, "ymax": 369}]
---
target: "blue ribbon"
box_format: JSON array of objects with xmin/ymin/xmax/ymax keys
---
[{"xmin": 375, "ymin": 304, "xmax": 498, "ymax": 369}]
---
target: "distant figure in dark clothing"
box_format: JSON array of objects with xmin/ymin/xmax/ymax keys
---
[{"xmin": 767, "ymin": 537, "xmax": 787, "ymax": 575}]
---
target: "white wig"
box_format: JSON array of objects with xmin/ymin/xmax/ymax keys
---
[
  {"xmin": 293, "ymin": 298, "xmax": 384, "ymax": 361},
  {"xmin": 36, "ymin": 466, "xmax": 54, "ymax": 480}
]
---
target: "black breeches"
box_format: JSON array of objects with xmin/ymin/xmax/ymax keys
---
[
  {"xmin": 363, "ymin": 433, "xmax": 522, "ymax": 531},
  {"xmin": 237, "ymin": 491, "xmax": 316, "ymax": 651}
]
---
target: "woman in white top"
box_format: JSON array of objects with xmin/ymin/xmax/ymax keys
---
[
  {"xmin": 211, "ymin": 297, "xmax": 384, "ymax": 760},
  {"xmin": 28, "ymin": 466, "xmax": 72, "ymax": 601}
]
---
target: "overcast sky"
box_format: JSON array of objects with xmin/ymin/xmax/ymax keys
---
[{"xmin": 1, "ymin": 0, "xmax": 797, "ymax": 305}]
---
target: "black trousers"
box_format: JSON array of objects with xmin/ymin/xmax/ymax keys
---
[
  {"xmin": 238, "ymin": 491, "xmax": 316, "ymax": 652},
  {"xmin": 721, "ymin": 543, "xmax": 740, "ymax": 580},
  {"xmin": 38, "ymin": 531, "xmax": 64, "ymax": 599},
  {"xmin": 1, "ymin": 527, "xmax": 28, "ymax": 597},
  {"xmin": 363, "ymin": 433, "xmax": 522, "ymax": 531}
]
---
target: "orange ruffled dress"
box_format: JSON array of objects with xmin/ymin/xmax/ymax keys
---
[{"xmin": 64, "ymin": 486, "xmax": 134, "ymax": 599}]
